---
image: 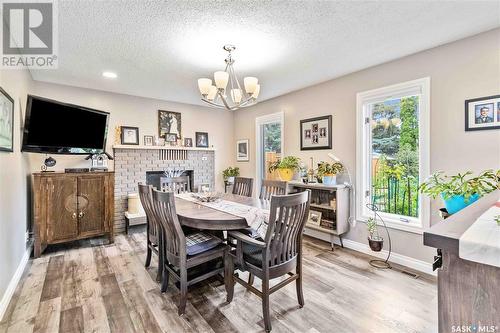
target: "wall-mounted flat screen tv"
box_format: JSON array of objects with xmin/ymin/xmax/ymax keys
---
[{"xmin": 22, "ymin": 95, "xmax": 109, "ymax": 154}]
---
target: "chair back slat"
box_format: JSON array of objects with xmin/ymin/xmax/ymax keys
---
[
  {"xmin": 162, "ymin": 176, "xmax": 191, "ymax": 194},
  {"xmin": 259, "ymin": 180, "xmax": 287, "ymax": 200},
  {"xmin": 151, "ymin": 189, "xmax": 186, "ymax": 262},
  {"xmin": 264, "ymin": 191, "xmax": 310, "ymax": 267},
  {"xmin": 138, "ymin": 183, "xmax": 159, "ymax": 240},
  {"xmin": 232, "ymin": 177, "xmax": 253, "ymax": 197}
]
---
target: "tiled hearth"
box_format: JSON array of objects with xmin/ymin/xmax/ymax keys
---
[{"xmin": 113, "ymin": 146, "xmax": 215, "ymax": 232}]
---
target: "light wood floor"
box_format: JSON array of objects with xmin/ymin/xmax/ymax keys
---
[{"xmin": 0, "ymin": 228, "xmax": 438, "ymax": 333}]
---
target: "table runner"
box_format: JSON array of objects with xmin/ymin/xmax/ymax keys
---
[
  {"xmin": 459, "ymin": 200, "xmax": 500, "ymax": 268},
  {"xmin": 176, "ymin": 193, "xmax": 270, "ymax": 239}
]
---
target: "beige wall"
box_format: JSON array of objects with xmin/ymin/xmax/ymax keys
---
[
  {"xmin": 31, "ymin": 82, "xmax": 234, "ymax": 191},
  {"xmin": 233, "ymin": 28, "xmax": 500, "ymax": 263},
  {"xmin": 0, "ymin": 67, "xmax": 34, "ymax": 311}
]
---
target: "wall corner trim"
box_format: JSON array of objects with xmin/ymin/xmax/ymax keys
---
[{"xmin": 0, "ymin": 248, "xmax": 31, "ymax": 322}]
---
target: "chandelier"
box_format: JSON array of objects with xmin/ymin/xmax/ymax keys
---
[{"xmin": 197, "ymin": 45, "xmax": 260, "ymax": 111}]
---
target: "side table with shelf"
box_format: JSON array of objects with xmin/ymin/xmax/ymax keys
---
[{"xmin": 288, "ymin": 181, "xmax": 350, "ymax": 250}]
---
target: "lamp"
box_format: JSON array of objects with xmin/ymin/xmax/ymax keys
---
[{"xmin": 328, "ymin": 153, "xmax": 355, "ymax": 226}]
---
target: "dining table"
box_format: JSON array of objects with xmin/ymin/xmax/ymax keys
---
[{"xmin": 175, "ymin": 193, "xmax": 271, "ymax": 231}]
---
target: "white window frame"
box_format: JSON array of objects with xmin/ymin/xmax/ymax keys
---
[
  {"xmin": 356, "ymin": 77, "xmax": 430, "ymax": 234},
  {"xmin": 255, "ymin": 112, "xmax": 284, "ymax": 191}
]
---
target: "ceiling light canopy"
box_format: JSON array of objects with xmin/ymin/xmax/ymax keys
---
[
  {"xmin": 197, "ymin": 45, "xmax": 260, "ymax": 111},
  {"xmin": 102, "ymin": 71, "xmax": 117, "ymax": 79}
]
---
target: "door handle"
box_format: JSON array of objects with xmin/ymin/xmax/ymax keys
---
[
  {"xmin": 78, "ymin": 212, "xmax": 84, "ymax": 218},
  {"xmin": 72, "ymin": 212, "xmax": 77, "ymax": 219}
]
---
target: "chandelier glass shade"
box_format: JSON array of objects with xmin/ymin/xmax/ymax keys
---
[{"xmin": 197, "ymin": 45, "xmax": 260, "ymax": 111}]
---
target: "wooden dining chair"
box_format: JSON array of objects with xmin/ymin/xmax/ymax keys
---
[
  {"xmin": 138, "ymin": 183, "xmax": 163, "ymax": 282},
  {"xmin": 232, "ymin": 177, "xmax": 253, "ymax": 197},
  {"xmin": 151, "ymin": 189, "xmax": 230, "ymax": 315},
  {"xmin": 225, "ymin": 191, "xmax": 311, "ymax": 332},
  {"xmin": 162, "ymin": 176, "xmax": 191, "ymax": 193},
  {"xmin": 259, "ymin": 179, "xmax": 288, "ymax": 200}
]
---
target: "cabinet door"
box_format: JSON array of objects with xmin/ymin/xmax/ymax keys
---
[
  {"xmin": 78, "ymin": 176, "xmax": 105, "ymax": 237},
  {"xmin": 47, "ymin": 176, "xmax": 78, "ymax": 242}
]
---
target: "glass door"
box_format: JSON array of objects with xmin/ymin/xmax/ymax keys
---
[{"xmin": 255, "ymin": 112, "xmax": 284, "ymax": 190}]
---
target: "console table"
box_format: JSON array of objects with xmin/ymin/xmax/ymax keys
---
[{"xmin": 288, "ymin": 181, "xmax": 350, "ymax": 249}]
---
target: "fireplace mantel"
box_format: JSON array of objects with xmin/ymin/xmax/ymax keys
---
[{"xmin": 113, "ymin": 145, "xmax": 216, "ymax": 151}]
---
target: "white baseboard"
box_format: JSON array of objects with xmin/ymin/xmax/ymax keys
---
[
  {"xmin": 304, "ymin": 228, "xmax": 436, "ymax": 276},
  {"xmin": 0, "ymin": 248, "xmax": 31, "ymax": 322}
]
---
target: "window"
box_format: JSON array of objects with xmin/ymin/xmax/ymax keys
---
[
  {"xmin": 255, "ymin": 112, "xmax": 284, "ymax": 190},
  {"xmin": 356, "ymin": 78, "xmax": 430, "ymax": 232}
]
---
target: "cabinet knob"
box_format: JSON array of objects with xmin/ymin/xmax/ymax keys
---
[
  {"xmin": 78, "ymin": 212, "xmax": 84, "ymax": 218},
  {"xmin": 72, "ymin": 212, "xmax": 77, "ymax": 219}
]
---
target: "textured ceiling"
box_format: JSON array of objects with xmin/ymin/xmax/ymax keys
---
[{"xmin": 31, "ymin": 1, "xmax": 500, "ymax": 105}]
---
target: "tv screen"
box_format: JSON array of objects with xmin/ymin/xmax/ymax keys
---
[{"xmin": 22, "ymin": 95, "xmax": 109, "ymax": 154}]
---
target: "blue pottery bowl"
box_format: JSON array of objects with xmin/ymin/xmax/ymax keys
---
[{"xmin": 441, "ymin": 193, "xmax": 480, "ymax": 215}]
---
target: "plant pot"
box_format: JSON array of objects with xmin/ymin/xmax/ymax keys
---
[
  {"xmin": 441, "ymin": 193, "xmax": 480, "ymax": 215},
  {"xmin": 278, "ymin": 168, "xmax": 294, "ymax": 181},
  {"xmin": 322, "ymin": 174, "xmax": 337, "ymax": 185},
  {"xmin": 368, "ymin": 237, "xmax": 384, "ymax": 252},
  {"xmin": 227, "ymin": 176, "xmax": 235, "ymax": 184}
]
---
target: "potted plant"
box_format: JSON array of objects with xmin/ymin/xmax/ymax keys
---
[
  {"xmin": 419, "ymin": 169, "xmax": 498, "ymax": 215},
  {"xmin": 366, "ymin": 217, "xmax": 383, "ymax": 252},
  {"xmin": 222, "ymin": 166, "xmax": 240, "ymax": 184},
  {"xmin": 317, "ymin": 161, "xmax": 344, "ymax": 185},
  {"xmin": 268, "ymin": 156, "xmax": 301, "ymax": 181}
]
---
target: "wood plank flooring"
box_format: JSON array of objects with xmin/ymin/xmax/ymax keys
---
[{"xmin": 0, "ymin": 227, "xmax": 437, "ymax": 333}]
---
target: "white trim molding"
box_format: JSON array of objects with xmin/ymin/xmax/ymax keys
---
[
  {"xmin": 255, "ymin": 111, "xmax": 284, "ymax": 190},
  {"xmin": 0, "ymin": 248, "xmax": 31, "ymax": 321},
  {"xmin": 356, "ymin": 77, "xmax": 431, "ymax": 234}
]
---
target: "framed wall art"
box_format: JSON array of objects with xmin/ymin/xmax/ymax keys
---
[
  {"xmin": 0, "ymin": 87, "xmax": 14, "ymax": 152},
  {"xmin": 158, "ymin": 110, "xmax": 182, "ymax": 139},
  {"xmin": 465, "ymin": 95, "xmax": 500, "ymax": 131},
  {"xmin": 300, "ymin": 115, "xmax": 332, "ymax": 150},
  {"xmin": 195, "ymin": 132, "xmax": 209, "ymax": 148},
  {"xmin": 121, "ymin": 126, "xmax": 139, "ymax": 145},
  {"xmin": 236, "ymin": 139, "xmax": 249, "ymax": 161}
]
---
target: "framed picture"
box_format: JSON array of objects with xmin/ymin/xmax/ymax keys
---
[
  {"xmin": 307, "ymin": 210, "xmax": 322, "ymax": 226},
  {"xmin": 0, "ymin": 87, "xmax": 14, "ymax": 152},
  {"xmin": 144, "ymin": 135, "xmax": 154, "ymax": 146},
  {"xmin": 300, "ymin": 115, "xmax": 332, "ymax": 150},
  {"xmin": 165, "ymin": 133, "xmax": 177, "ymax": 142},
  {"xmin": 236, "ymin": 139, "xmax": 249, "ymax": 161},
  {"xmin": 184, "ymin": 137, "xmax": 193, "ymax": 147},
  {"xmin": 120, "ymin": 126, "xmax": 139, "ymax": 145},
  {"xmin": 158, "ymin": 110, "xmax": 182, "ymax": 139},
  {"xmin": 465, "ymin": 95, "xmax": 500, "ymax": 131},
  {"xmin": 195, "ymin": 132, "xmax": 209, "ymax": 148}
]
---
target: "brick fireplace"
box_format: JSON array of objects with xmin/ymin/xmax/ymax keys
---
[{"xmin": 113, "ymin": 147, "xmax": 215, "ymax": 232}]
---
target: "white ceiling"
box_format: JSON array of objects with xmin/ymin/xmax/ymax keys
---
[{"xmin": 31, "ymin": 1, "xmax": 500, "ymax": 106}]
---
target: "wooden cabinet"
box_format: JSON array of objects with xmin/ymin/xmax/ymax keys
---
[{"xmin": 33, "ymin": 172, "xmax": 114, "ymax": 257}]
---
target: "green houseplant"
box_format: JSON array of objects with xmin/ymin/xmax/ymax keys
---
[
  {"xmin": 419, "ymin": 169, "xmax": 498, "ymax": 214},
  {"xmin": 366, "ymin": 217, "xmax": 383, "ymax": 252},
  {"xmin": 317, "ymin": 161, "xmax": 344, "ymax": 185},
  {"xmin": 268, "ymin": 156, "xmax": 301, "ymax": 181},
  {"xmin": 222, "ymin": 166, "xmax": 240, "ymax": 183}
]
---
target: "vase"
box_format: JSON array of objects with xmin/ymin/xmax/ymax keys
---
[
  {"xmin": 322, "ymin": 174, "xmax": 337, "ymax": 185},
  {"xmin": 278, "ymin": 168, "xmax": 294, "ymax": 181},
  {"xmin": 441, "ymin": 193, "xmax": 480, "ymax": 215}
]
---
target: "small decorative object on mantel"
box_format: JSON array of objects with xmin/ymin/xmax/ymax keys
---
[
  {"xmin": 184, "ymin": 137, "xmax": 193, "ymax": 147},
  {"xmin": 114, "ymin": 126, "xmax": 121, "ymax": 145},
  {"xmin": 366, "ymin": 203, "xmax": 392, "ymax": 269},
  {"xmin": 465, "ymin": 94, "xmax": 500, "ymax": 131},
  {"xmin": 0, "ymin": 87, "xmax": 14, "ymax": 152},
  {"xmin": 143, "ymin": 135, "xmax": 154, "ymax": 146},
  {"xmin": 120, "ymin": 126, "xmax": 139, "ymax": 145},
  {"xmin": 268, "ymin": 156, "xmax": 301, "ymax": 181},
  {"xmin": 222, "ymin": 166, "xmax": 240, "ymax": 184},
  {"xmin": 195, "ymin": 132, "xmax": 209, "ymax": 148},
  {"xmin": 236, "ymin": 139, "xmax": 249, "ymax": 161},
  {"xmin": 300, "ymin": 115, "xmax": 332, "ymax": 150},
  {"xmin": 158, "ymin": 110, "xmax": 182, "ymax": 140},
  {"xmin": 419, "ymin": 169, "xmax": 498, "ymax": 215},
  {"xmin": 317, "ymin": 161, "xmax": 344, "ymax": 185}
]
